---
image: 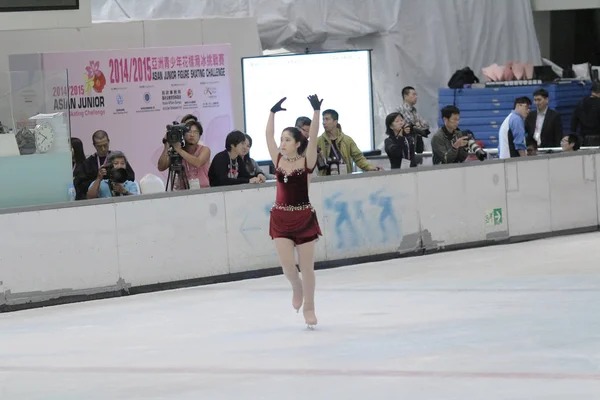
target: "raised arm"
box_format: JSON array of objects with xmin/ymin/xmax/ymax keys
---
[
  {"xmin": 266, "ymin": 97, "xmax": 287, "ymax": 165},
  {"xmin": 306, "ymin": 94, "xmax": 323, "ymax": 169}
]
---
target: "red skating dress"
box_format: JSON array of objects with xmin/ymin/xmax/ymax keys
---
[{"xmin": 269, "ymin": 154, "xmax": 322, "ymax": 245}]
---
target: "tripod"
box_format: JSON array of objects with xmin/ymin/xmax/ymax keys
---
[{"xmin": 165, "ymin": 150, "xmax": 189, "ymax": 191}]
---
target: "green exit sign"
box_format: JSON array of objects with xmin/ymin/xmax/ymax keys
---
[{"xmin": 485, "ymin": 208, "xmax": 503, "ymax": 227}]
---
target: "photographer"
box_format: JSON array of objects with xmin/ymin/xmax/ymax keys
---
[
  {"xmin": 157, "ymin": 120, "xmax": 211, "ymax": 190},
  {"xmin": 384, "ymin": 112, "xmax": 416, "ymax": 169},
  {"xmin": 431, "ymin": 105, "xmax": 469, "ymax": 165},
  {"xmin": 316, "ymin": 109, "xmax": 382, "ymax": 176},
  {"xmin": 78, "ymin": 130, "xmax": 135, "ymax": 199},
  {"xmin": 87, "ymin": 151, "xmax": 139, "ymax": 199}
]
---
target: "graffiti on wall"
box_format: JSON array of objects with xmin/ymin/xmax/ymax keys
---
[{"xmin": 324, "ymin": 189, "xmax": 402, "ymax": 249}]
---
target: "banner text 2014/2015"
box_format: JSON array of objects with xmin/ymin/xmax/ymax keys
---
[{"xmin": 109, "ymin": 57, "xmax": 153, "ymax": 84}]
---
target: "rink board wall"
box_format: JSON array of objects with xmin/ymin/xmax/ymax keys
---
[{"xmin": 1, "ymin": 151, "xmax": 600, "ymax": 309}]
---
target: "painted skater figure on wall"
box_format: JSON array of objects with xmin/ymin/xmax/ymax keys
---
[
  {"xmin": 370, "ymin": 189, "xmax": 401, "ymax": 241},
  {"xmin": 325, "ymin": 192, "xmax": 359, "ymax": 249}
]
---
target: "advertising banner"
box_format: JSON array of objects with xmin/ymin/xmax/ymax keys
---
[{"xmin": 20, "ymin": 44, "xmax": 234, "ymax": 181}]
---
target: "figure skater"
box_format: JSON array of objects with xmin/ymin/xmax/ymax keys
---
[{"xmin": 266, "ymin": 94, "xmax": 323, "ymax": 329}]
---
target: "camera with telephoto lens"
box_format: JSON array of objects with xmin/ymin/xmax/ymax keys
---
[{"xmin": 457, "ymin": 130, "xmax": 487, "ymax": 161}]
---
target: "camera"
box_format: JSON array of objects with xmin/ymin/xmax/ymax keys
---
[
  {"xmin": 164, "ymin": 122, "xmax": 189, "ymax": 146},
  {"xmin": 105, "ymin": 164, "xmax": 128, "ymax": 184},
  {"xmin": 406, "ymin": 124, "xmax": 431, "ymax": 138},
  {"xmin": 316, "ymin": 151, "xmax": 342, "ymax": 175},
  {"xmin": 326, "ymin": 156, "xmax": 342, "ymax": 175},
  {"xmin": 457, "ymin": 130, "xmax": 487, "ymax": 161},
  {"xmin": 161, "ymin": 121, "xmax": 190, "ymax": 171}
]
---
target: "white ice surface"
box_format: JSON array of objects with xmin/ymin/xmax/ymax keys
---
[{"xmin": 2, "ymin": 233, "xmax": 600, "ymax": 399}]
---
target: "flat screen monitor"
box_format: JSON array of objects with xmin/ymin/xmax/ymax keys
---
[
  {"xmin": 0, "ymin": 0, "xmax": 79, "ymax": 12},
  {"xmin": 242, "ymin": 50, "xmax": 374, "ymax": 162}
]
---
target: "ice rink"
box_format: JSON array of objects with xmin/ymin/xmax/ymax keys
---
[{"xmin": 2, "ymin": 232, "xmax": 600, "ymax": 399}]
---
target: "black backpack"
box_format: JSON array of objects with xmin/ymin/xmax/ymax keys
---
[{"xmin": 448, "ymin": 67, "xmax": 479, "ymax": 89}]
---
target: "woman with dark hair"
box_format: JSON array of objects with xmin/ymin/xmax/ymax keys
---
[
  {"xmin": 266, "ymin": 94, "xmax": 323, "ymax": 329},
  {"xmin": 384, "ymin": 112, "xmax": 416, "ymax": 169},
  {"xmin": 158, "ymin": 120, "xmax": 211, "ymax": 189},
  {"xmin": 208, "ymin": 130, "xmax": 262, "ymax": 187},
  {"xmin": 71, "ymin": 137, "xmax": 88, "ymax": 200},
  {"xmin": 241, "ymin": 133, "xmax": 268, "ymax": 182}
]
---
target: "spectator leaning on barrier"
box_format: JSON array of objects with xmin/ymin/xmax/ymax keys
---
[
  {"xmin": 431, "ymin": 105, "xmax": 469, "ymax": 165},
  {"xmin": 208, "ymin": 130, "xmax": 262, "ymax": 187},
  {"xmin": 316, "ymin": 109, "xmax": 382, "ymax": 176},
  {"xmin": 561, "ymin": 134, "xmax": 581, "ymax": 152},
  {"xmin": 87, "ymin": 151, "xmax": 139, "ymax": 199},
  {"xmin": 499, "ymin": 97, "xmax": 531, "ymax": 159},
  {"xmin": 241, "ymin": 133, "xmax": 271, "ymax": 181}
]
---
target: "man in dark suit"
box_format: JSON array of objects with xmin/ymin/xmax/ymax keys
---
[{"xmin": 525, "ymin": 88, "xmax": 563, "ymax": 148}]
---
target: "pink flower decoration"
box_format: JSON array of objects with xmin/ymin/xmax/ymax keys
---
[{"xmin": 85, "ymin": 61, "xmax": 101, "ymax": 79}]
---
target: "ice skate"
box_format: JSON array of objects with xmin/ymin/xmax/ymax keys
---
[{"xmin": 303, "ymin": 307, "xmax": 317, "ymax": 329}]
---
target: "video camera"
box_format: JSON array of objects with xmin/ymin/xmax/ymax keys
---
[{"xmin": 164, "ymin": 122, "xmax": 190, "ymax": 146}]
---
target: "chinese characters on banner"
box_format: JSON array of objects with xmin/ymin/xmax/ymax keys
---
[{"xmin": 38, "ymin": 44, "xmax": 234, "ymax": 181}]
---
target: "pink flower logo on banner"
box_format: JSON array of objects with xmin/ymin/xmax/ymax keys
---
[{"xmin": 84, "ymin": 61, "xmax": 106, "ymax": 94}]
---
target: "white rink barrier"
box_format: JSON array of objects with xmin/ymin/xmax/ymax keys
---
[{"xmin": 1, "ymin": 150, "xmax": 599, "ymax": 309}]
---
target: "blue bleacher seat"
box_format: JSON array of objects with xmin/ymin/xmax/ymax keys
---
[{"xmin": 438, "ymin": 81, "xmax": 592, "ymax": 149}]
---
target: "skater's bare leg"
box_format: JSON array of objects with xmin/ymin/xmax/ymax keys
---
[
  {"xmin": 274, "ymin": 238, "xmax": 303, "ymax": 311},
  {"xmin": 297, "ymin": 240, "xmax": 317, "ymax": 327}
]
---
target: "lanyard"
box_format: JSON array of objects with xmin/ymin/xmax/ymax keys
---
[
  {"xmin": 97, "ymin": 154, "xmax": 107, "ymax": 169},
  {"xmin": 330, "ymin": 139, "xmax": 341, "ymax": 160},
  {"xmin": 404, "ymin": 137, "xmax": 411, "ymax": 160},
  {"xmin": 397, "ymin": 135, "xmax": 410, "ymax": 160}
]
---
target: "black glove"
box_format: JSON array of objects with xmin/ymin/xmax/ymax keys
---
[
  {"xmin": 307, "ymin": 94, "xmax": 323, "ymax": 111},
  {"xmin": 271, "ymin": 97, "xmax": 287, "ymax": 113}
]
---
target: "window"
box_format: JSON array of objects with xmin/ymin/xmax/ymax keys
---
[{"xmin": 0, "ymin": 0, "xmax": 79, "ymax": 12}]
